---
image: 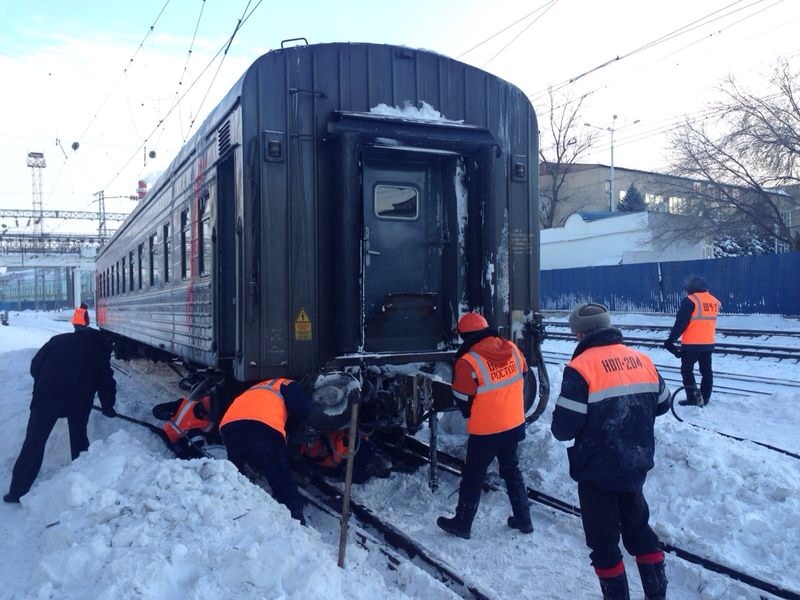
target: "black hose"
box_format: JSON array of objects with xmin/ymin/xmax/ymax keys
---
[{"xmin": 92, "ymin": 405, "xmax": 171, "ymax": 445}]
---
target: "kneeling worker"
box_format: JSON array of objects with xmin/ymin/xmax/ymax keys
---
[{"xmin": 219, "ymin": 377, "xmax": 311, "ymax": 523}]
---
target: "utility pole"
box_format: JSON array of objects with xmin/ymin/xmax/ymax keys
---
[{"xmin": 584, "ymin": 116, "xmax": 640, "ymax": 212}]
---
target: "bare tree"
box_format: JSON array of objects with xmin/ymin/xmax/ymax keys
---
[
  {"xmin": 537, "ymin": 89, "xmax": 597, "ymax": 229},
  {"xmin": 668, "ymin": 58, "xmax": 800, "ymax": 251}
]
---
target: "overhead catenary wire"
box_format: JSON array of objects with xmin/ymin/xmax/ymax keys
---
[
  {"xmin": 483, "ymin": 0, "xmax": 559, "ymax": 67},
  {"xmin": 456, "ymin": 0, "xmax": 557, "ymax": 60},
  {"xmin": 538, "ymin": 0, "xmax": 766, "ymax": 99},
  {"xmin": 103, "ymin": 0, "xmax": 265, "ymax": 192}
]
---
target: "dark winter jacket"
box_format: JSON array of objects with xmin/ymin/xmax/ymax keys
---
[
  {"xmin": 30, "ymin": 328, "xmax": 116, "ymax": 416},
  {"xmin": 551, "ymin": 328, "xmax": 670, "ymax": 491}
]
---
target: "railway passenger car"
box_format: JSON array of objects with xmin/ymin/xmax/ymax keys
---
[{"xmin": 95, "ymin": 41, "xmax": 548, "ymax": 435}]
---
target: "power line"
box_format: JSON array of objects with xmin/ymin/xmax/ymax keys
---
[
  {"xmin": 103, "ymin": 0, "xmax": 265, "ymax": 191},
  {"xmin": 456, "ymin": 1, "xmax": 556, "ymax": 60},
  {"xmin": 483, "ymin": 1, "xmax": 559, "ymax": 67},
  {"xmin": 532, "ymin": 0, "xmax": 769, "ymax": 101}
]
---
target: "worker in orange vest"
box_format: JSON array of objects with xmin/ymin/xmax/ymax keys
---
[
  {"xmin": 71, "ymin": 303, "xmax": 90, "ymax": 330},
  {"xmin": 298, "ymin": 429, "xmax": 391, "ymax": 483},
  {"xmin": 437, "ymin": 312, "xmax": 534, "ymax": 539},
  {"xmin": 219, "ymin": 378, "xmax": 311, "ymax": 523},
  {"xmin": 664, "ymin": 275, "xmax": 721, "ymax": 406},
  {"xmin": 553, "ymin": 303, "xmax": 670, "ymax": 600},
  {"xmin": 161, "ymin": 394, "xmax": 215, "ymax": 458}
]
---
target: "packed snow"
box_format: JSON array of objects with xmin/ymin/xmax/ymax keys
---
[{"xmin": 1, "ymin": 309, "xmax": 798, "ymax": 599}]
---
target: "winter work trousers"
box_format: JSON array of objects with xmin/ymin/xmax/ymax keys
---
[
  {"xmin": 680, "ymin": 348, "xmax": 713, "ymax": 402},
  {"xmin": 578, "ymin": 481, "xmax": 661, "ymax": 569},
  {"xmin": 459, "ymin": 428, "xmax": 528, "ymax": 515},
  {"xmin": 9, "ymin": 401, "xmax": 91, "ymax": 498},
  {"xmin": 220, "ymin": 419, "xmax": 304, "ymax": 521}
]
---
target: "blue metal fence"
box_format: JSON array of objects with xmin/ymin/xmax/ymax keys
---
[{"xmin": 541, "ymin": 252, "xmax": 800, "ymax": 316}]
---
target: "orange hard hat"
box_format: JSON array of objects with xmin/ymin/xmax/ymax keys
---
[{"xmin": 457, "ymin": 312, "xmax": 489, "ymax": 334}]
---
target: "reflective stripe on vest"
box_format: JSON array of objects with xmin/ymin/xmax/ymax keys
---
[
  {"xmin": 163, "ymin": 396, "xmax": 213, "ymax": 444},
  {"xmin": 462, "ymin": 345, "xmax": 525, "ymax": 435},
  {"xmin": 681, "ymin": 292, "xmax": 720, "ymax": 345},
  {"xmin": 567, "ymin": 345, "xmax": 661, "ymax": 406},
  {"xmin": 219, "ymin": 377, "xmax": 292, "ymax": 439}
]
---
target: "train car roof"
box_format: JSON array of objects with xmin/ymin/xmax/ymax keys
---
[{"xmin": 99, "ymin": 41, "xmax": 532, "ymax": 255}]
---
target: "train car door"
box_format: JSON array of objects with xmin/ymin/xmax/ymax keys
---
[{"xmin": 362, "ymin": 152, "xmax": 445, "ymax": 351}]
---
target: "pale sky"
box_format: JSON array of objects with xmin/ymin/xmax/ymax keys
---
[{"xmin": 1, "ymin": 0, "xmax": 798, "ymax": 237}]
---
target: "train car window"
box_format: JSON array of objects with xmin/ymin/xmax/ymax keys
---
[
  {"xmin": 197, "ymin": 189, "xmax": 211, "ymax": 277},
  {"xmin": 200, "ymin": 216, "xmax": 211, "ymax": 276},
  {"xmin": 137, "ymin": 243, "xmax": 144, "ymax": 289},
  {"xmin": 163, "ymin": 223, "xmax": 172, "ymax": 284},
  {"xmin": 128, "ymin": 251, "xmax": 134, "ymax": 292},
  {"xmin": 111, "ymin": 264, "xmax": 116, "ymax": 296},
  {"xmin": 180, "ymin": 209, "xmax": 190, "ymax": 280},
  {"xmin": 121, "ymin": 259, "xmax": 126, "ymax": 294},
  {"xmin": 149, "ymin": 233, "xmax": 159, "ymax": 287},
  {"xmin": 374, "ymin": 184, "xmax": 419, "ymax": 220}
]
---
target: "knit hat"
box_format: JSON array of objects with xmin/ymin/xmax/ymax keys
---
[
  {"xmin": 568, "ymin": 303, "xmax": 611, "ymax": 335},
  {"xmin": 684, "ymin": 275, "xmax": 708, "ymax": 293},
  {"xmin": 457, "ymin": 312, "xmax": 489, "ymax": 334}
]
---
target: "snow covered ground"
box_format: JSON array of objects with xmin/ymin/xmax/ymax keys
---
[{"xmin": 1, "ymin": 309, "xmax": 798, "ymax": 599}]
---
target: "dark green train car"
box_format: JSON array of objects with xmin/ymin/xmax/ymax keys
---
[{"xmin": 96, "ymin": 41, "xmax": 547, "ymax": 433}]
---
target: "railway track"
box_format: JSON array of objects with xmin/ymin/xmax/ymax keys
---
[
  {"xmin": 381, "ymin": 437, "xmax": 800, "ymax": 600},
  {"xmin": 296, "ymin": 472, "xmax": 494, "ymax": 599},
  {"xmin": 543, "ymin": 328, "xmax": 800, "ymax": 361}
]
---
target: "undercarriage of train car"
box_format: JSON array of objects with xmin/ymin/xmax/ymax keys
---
[{"xmin": 140, "ymin": 311, "xmax": 548, "ymax": 489}]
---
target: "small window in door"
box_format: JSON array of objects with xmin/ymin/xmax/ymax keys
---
[{"xmin": 374, "ymin": 184, "xmax": 419, "ymax": 220}]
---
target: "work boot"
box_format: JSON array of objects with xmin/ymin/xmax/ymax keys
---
[
  {"xmin": 505, "ymin": 472, "xmax": 533, "ymax": 533},
  {"xmin": 678, "ymin": 388, "xmax": 704, "ymax": 407},
  {"xmin": 595, "ymin": 563, "xmax": 630, "ymax": 600},
  {"xmin": 3, "ymin": 493, "xmax": 20, "ymax": 504},
  {"xmin": 437, "ymin": 501, "xmax": 478, "ymax": 539},
  {"xmin": 507, "ymin": 515, "xmax": 534, "ymax": 533},
  {"xmin": 637, "ymin": 553, "xmax": 668, "ymax": 600}
]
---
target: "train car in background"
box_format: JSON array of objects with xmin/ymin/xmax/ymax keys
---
[{"xmin": 95, "ymin": 41, "xmax": 549, "ymax": 448}]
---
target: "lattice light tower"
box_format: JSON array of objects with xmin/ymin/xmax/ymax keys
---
[{"xmin": 26, "ymin": 151, "xmax": 46, "ymax": 236}]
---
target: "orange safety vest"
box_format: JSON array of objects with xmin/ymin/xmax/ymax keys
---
[
  {"xmin": 681, "ymin": 291, "xmax": 721, "ymax": 345},
  {"xmin": 460, "ymin": 344, "xmax": 526, "ymax": 435},
  {"xmin": 568, "ymin": 344, "xmax": 661, "ymax": 404},
  {"xmin": 219, "ymin": 378, "xmax": 293, "ymax": 439},
  {"xmin": 71, "ymin": 307, "xmax": 89, "ymax": 326},
  {"xmin": 163, "ymin": 395, "xmax": 213, "ymax": 444},
  {"xmin": 299, "ymin": 430, "xmax": 351, "ymax": 468}
]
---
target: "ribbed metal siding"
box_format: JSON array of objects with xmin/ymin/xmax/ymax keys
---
[{"xmin": 541, "ymin": 253, "xmax": 800, "ymax": 315}]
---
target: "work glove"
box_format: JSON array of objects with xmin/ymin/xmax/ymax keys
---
[
  {"xmin": 663, "ymin": 340, "xmax": 681, "ymax": 358},
  {"xmin": 102, "ymin": 406, "xmax": 117, "ymax": 418}
]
